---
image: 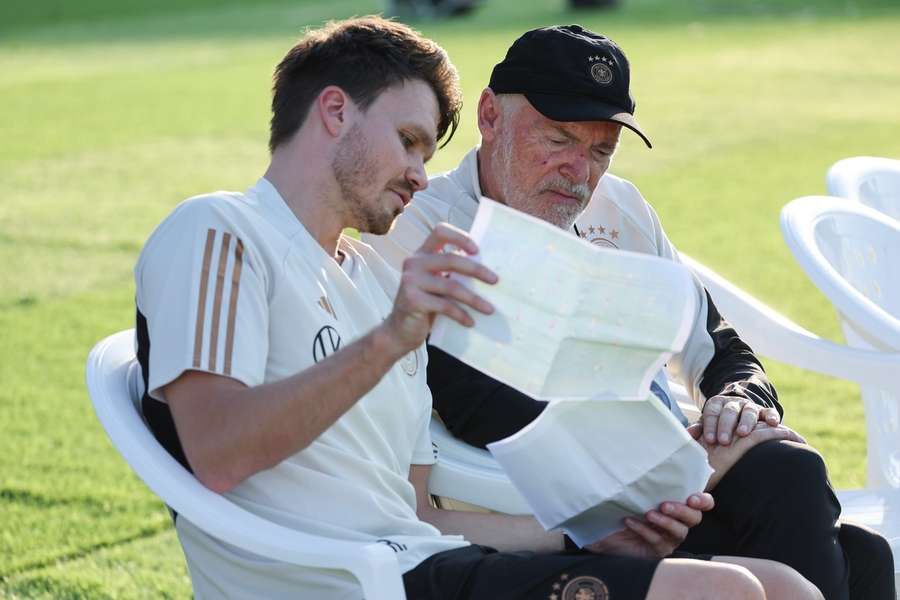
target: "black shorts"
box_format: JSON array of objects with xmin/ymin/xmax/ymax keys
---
[{"xmin": 403, "ymin": 545, "xmax": 662, "ymax": 600}]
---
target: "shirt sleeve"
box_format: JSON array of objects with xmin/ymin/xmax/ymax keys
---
[
  {"xmin": 135, "ymin": 200, "xmax": 269, "ymax": 400},
  {"xmin": 643, "ymin": 202, "xmax": 782, "ymax": 416}
]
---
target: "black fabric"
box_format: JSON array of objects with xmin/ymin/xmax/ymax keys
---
[
  {"xmin": 428, "ymin": 345, "xmax": 546, "ymax": 449},
  {"xmin": 403, "ymin": 544, "xmax": 659, "ymax": 600},
  {"xmin": 837, "ymin": 521, "xmax": 896, "ymax": 600},
  {"xmin": 136, "ymin": 308, "xmax": 192, "ymax": 474},
  {"xmin": 698, "ymin": 291, "xmax": 783, "ymax": 418},
  {"xmin": 678, "ymin": 439, "xmax": 895, "ymax": 600}
]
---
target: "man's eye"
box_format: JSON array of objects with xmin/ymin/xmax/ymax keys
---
[
  {"xmin": 400, "ymin": 132, "xmax": 414, "ymax": 148},
  {"xmin": 549, "ymin": 138, "xmax": 567, "ymax": 145}
]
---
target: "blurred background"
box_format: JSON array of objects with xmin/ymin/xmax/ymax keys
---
[{"xmin": 1, "ymin": 0, "xmax": 899, "ymax": 596}]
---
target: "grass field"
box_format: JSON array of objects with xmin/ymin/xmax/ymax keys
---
[{"xmin": 2, "ymin": 0, "xmax": 899, "ymax": 596}]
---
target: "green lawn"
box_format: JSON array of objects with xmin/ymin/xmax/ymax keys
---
[{"xmin": 2, "ymin": 0, "xmax": 899, "ymax": 596}]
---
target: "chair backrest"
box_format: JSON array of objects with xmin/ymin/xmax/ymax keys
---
[
  {"xmin": 827, "ymin": 157, "xmax": 900, "ymax": 222},
  {"xmin": 781, "ymin": 197, "xmax": 900, "ymax": 488},
  {"xmin": 85, "ymin": 330, "xmax": 404, "ymax": 599}
]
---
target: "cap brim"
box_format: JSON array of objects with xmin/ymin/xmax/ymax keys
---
[{"xmin": 524, "ymin": 92, "xmax": 652, "ymax": 149}]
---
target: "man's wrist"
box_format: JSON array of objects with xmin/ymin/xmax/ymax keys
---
[{"xmin": 368, "ymin": 322, "xmax": 412, "ymax": 368}]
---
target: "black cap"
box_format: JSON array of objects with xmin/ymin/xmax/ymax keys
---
[{"xmin": 489, "ymin": 25, "xmax": 651, "ymax": 148}]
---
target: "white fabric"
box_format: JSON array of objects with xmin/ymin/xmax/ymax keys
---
[
  {"xmin": 135, "ymin": 178, "xmax": 467, "ymax": 599},
  {"xmin": 364, "ymin": 147, "xmax": 716, "ymax": 408},
  {"xmin": 430, "ymin": 198, "xmax": 697, "ymax": 401}
]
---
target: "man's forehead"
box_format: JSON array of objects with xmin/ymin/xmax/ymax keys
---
[
  {"xmin": 382, "ymin": 81, "xmax": 440, "ymax": 138},
  {"xmin": 541, "ymin": 117, "xmax": 621, "ymax": 144}
]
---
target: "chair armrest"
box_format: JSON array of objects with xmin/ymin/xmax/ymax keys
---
[
  {"xmin": 86, "ymin": 331, "xmax": 405, "ymax": 600},
  {"xmin": 681, "ymin": 254, "xmax": 900, "ymax": 389},
  {"xmin": 428, "ymin": 419, "xmax": 532, "ymax": 514}
]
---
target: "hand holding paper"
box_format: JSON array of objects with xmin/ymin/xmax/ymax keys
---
[{"xmin": 585, "ymin": 492, "xmax": 714, "ymax": 559}]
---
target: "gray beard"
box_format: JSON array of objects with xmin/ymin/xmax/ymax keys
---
[{"xmin": 491, "ymin": 131, "xmax": 589, "ymax": 230}]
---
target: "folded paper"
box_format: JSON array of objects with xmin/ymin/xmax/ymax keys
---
[{"xmin": 488, "ymin": 399, "xmax": 712, "ymax": 545}]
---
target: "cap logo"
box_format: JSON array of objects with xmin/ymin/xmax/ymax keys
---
[{"xmin": 588, "ymin": 55, "xmax": 613, "ymax": 85}]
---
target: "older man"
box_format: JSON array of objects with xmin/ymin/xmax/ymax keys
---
[{"xmin": 365, "ymin": 25, "xmax": 894, "ymax": 600}]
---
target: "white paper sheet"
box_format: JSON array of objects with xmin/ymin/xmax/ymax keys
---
[
  {"xmin": 488, "ymin": 399, "xmax": 713, "ymax": 545},
  {"xmin": 430, "ymin": 198, "xmax": 712, "ymax": 545},
  {"xmin": 430, "ymin": 198, "xmax": 697, "ymax": 401}
]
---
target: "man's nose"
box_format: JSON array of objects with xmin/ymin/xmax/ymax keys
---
[
  {"xmin": 559, "ymin": 149, "xmax": 590, "ymax": 185},
  {"xmin": 406, "ymin": 156, "xmax": 428, "ymax": 192}
]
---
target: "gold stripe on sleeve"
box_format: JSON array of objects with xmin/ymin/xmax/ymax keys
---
[
  {"xmin": 208, "ymin": 232, "xmax": 232, "ymax": 372},
  {"xmin": 223, "ymin": 239, "xmax": 244, "ymax": 376},
  {"xmin": 193, "ymin": 229, "xmax": 217, "ymax": 368}
]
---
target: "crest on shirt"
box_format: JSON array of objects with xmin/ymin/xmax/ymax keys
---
[
  {"xmin": 548, "ymin": 573, "xmax": 609, "ymax": 600},
  {"xmin": 400, "ymin": 349, "xmax": 419, "ymax": 376},
  {"xmin": 578, "ymin": 224, "xmax": 619, "ymax": 248},
  {"xmin": 588, "ymin": 55, "xmax": 614, "ymax": 85}
]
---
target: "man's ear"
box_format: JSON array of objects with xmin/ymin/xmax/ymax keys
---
[
  {"xmin": 477, "ymin": 88, "xmax": 501, "ymax": 143},
  {"xmin": 316, "ymin": 85, "xmax": 352, "ymax": 138}
]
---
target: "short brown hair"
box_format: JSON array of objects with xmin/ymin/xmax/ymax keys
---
[{"xmin": 269, "ymin": 16, "xmax": 462, "ymax": 152}]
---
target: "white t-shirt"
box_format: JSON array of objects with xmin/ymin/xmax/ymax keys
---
[
  {"xmin": 135, "ymin": 178, "xmax": 468, "ymax": 599},
  {"xmin": 364, "ymin": 148, "xmax": 715, "ymax": 408}
]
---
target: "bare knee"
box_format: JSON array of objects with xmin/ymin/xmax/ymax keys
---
[
  {"xmin": 647, "ymin": 559, "xmax": 765, "ymax": 600},
  {"xmin": 714, "ymin": 556, "xmax": 824, "ymax": 600}
]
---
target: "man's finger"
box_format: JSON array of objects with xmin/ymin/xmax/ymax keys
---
[
  {"xmin": 747, "ymin": 423, "xmax": 800, "ymax": 445},
  {"xmin": 407, "ymin": 252, "xmax": 498, "ymax": 285},
  {"xmin": 624, "ymin": 517, "xmax": 666, "ymax": 550},
  {"xmin": 418, "ymin": 222, "xmax": 479, "ymax": 255},
  {"xmin": 419, "ymin": 274, "xmax": 494, "ymax": 315},
  {"xmin": 406, "ymin": 288, "xmax": 474, "ymax": 327},
  {"xmin": 715, "ymin": 399, "xmax": 743, "ymax": 446},
  {"xmin": 701, "ymin": 397, "xmax": 724, "ymax": 444},
  {"xmin": 646, "ymin": 510, "xmax": 690, "ymax": 542},
  {"xmin": 686, "ymin": 492, "xmax": 715, "ymax": 512},
  {"xmin": 761, "ymin": 407, "xmax": 781, "ymax": 426},
  {"xmin": 734, "ymin": 403, "xmax": 759, "ymax": 437},
  {"xmin": 660, "ymin": 502, "xmax": 703, "ymax": 528},
  {"xmin": 686, "ymin": 423, "xmax": 703, "ymax": 441}
]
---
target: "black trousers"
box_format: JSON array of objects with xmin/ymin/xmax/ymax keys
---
[
  {"xmin": 678, "ymin": 439, "xmax": 895, "ymax": 600},
  {"xmin": 403, "ymin": 545, "xmax": 660, "ymax": 600}
]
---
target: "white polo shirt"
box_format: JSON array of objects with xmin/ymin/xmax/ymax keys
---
[
  {"xmin": 135, "ymin": 178, "xmax": 468, "ymax": 599},
  {"xmin": 364, "ymin": 148, "xmax": 715, "ymax": 408}
]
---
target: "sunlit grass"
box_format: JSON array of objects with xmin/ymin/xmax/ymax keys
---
[{"xmin": 2, "ymin": 0, "xmax": 899, "ymax": 595}]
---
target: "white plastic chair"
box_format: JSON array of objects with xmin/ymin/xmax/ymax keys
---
[
  {"xmin": 429, "ymin": 247, "xmax": 900, "ymax": 589},
  {"xmin": 779, "ymin": 197, "xmax": 900, "ymax": 590},
  {"xmin": 827, "ymin": 157, "xmax": 900, "ymax": 221},
  {"xmin": 781, "ymin": 196, "xmax": 900, "ymax": 470},
  {"xmin": 86, "ymin": 329, "xmax": 406, "ymax": 600}
]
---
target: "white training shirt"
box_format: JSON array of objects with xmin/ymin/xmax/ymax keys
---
[
  {"xmin": 135, "ymin": 178, "xmax": 468, "ymax": 599},
  {"xmin": 363, "ymin": 148, "xmax": 715, "ymax": 409}
]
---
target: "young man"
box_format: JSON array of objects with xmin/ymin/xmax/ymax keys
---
[
  {"xmin": 365, "ymin": 25, "xmax": 894, "ymax": 600},
  {"xmin": 136, "ymin": 17, "xmax": 821, "ymax": 599}
]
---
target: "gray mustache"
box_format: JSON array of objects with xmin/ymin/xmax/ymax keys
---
[{"xmin": 540, "ymin": 178, "xmax": 590, "ymax": 203}]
